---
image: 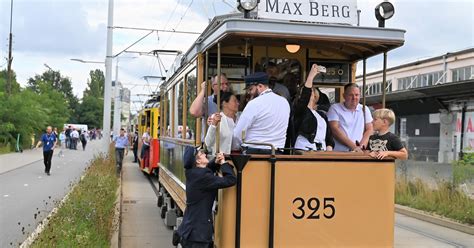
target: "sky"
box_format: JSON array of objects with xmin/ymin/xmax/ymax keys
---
[{"xmin": 1, "ymin": 0, "xmax": 473, "ymax": 114}]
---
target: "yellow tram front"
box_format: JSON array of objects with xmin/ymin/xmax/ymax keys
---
[
  {"xmin": 157, "ymin": 2, "xmax": 405, "ymax": 247},
  {"xmin": 137, "ymin": 96, "xmax": 160, "ymax": 174}
]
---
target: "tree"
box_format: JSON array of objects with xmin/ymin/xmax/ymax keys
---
[
  {"xmin": 27, "ymin": 69, "xmax": 79, "ymax": 119},
  {"xmin": 76, "ymin": 69, "xmax": 105, "ymax": 128}
]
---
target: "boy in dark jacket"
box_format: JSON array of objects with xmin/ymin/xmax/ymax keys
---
[{"xmin": 176, "ymin": 146, "xmax": 236, "ymax": 247}]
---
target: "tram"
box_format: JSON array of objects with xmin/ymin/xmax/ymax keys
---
[
  {"xmin": 137, "ymin": 95, "xmax": 160, "ymax": 174},
  {"xmin": 154, "ymin": 1, "xmax": 405, "ymax": 247}
]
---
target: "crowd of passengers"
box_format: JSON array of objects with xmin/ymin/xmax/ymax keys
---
[{"xmin": 189, "ymin": 64, "xmax": 408, "ymax": 160}]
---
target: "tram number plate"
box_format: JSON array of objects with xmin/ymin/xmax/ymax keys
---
[{"xmin": 292, "ymin": 197, "xmax": 335, "ymax": 220}]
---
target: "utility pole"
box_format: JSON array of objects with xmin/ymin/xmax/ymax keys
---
[
  {"xmin": 6, "ymin": 0, "xmax": 14, "ymax": 96},
  {"xmin": 103, "ymin": 0, "xmax": 114, "ymax": 152},
  {"xmin": 113, "ymin": 58, "xmax": 121, "ymax": 137}
]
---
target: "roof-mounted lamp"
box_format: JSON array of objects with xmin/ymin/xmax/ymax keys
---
[
  {"xmin": 237, "ymin": 0, "xmax": 259, "ymax": 18},
  {"xmin": 375, "ymin": 1, "xmax": 395, "ymax": 27}
]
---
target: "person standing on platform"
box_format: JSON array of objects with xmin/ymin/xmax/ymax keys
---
[
  {"xmin": 327, "ymin": 83, "xmax": 373, "ymax": 152},
  {"xmin": 132, "ymin": 130, "xmax": 139, "ymax": 163},
  {"xmin": 233, "ymin": 72, "xmax": 290, "ymax": 154},
  {"xmin": 176, "ymin": 146, "xmax": 236, "ymax": 248},
  {"xmin": 65, "ymin": 125, "xmax": 72, "ymax": 149},
  {"xmin": 35, "ymin": 126, "xmax": 57, "ymax": 176},
  {"xmin": 113, "ymin": 128, "xmax": 128, "ymax": 175},
  {"xmin": 141, "ymin": 127, "xmax": 151, "ymax": 168},
  {"xmin": 70, "ymin": 128, "xmax": 79, "ymax": 150}
]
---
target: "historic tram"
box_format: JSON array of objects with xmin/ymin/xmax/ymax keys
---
[
  {"xmin": 137, "ymin": 95, "xmax": 160, "ymax": 174},
  {"xmin": 155, "ymin": 1, "xmax": 405, "ymax": 247}
]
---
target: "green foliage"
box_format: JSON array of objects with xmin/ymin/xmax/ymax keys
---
[
  {"xmin": 396, "ymin": 179, "xmax": 474, "ymax": 224},
  {"xmin": 453, "ymin": 152, "xmax": 474, "ymax": 185},
  {"xmin": 0, "ymin": 69, "xmax": 72, "ymax": 151},
  {"xmin": 31, "ymin": 152, "xmax": 119, "ymax": 247},
  {"xmin": 76, "ymin": 70, "xmax": 105, "ymax": 129}
]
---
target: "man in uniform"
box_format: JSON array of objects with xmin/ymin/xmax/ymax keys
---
[
  {"xmin": 327, "ymin": 83, "xmax": 373, "ymax": 151},
  {"xmin": 233, "ymin": 72, "xmax": 290, "ymax": 154},
  {"xmin": 176, "ymin": 146, "xmax": 236, "ymax": 247}
]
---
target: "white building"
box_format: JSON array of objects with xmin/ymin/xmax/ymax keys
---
[{"xmin": 355, "ymin": 48, "xmax": 474, "ymax": 163}]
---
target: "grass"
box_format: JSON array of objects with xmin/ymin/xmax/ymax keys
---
[
  {"xmin": 30, "ymin": 152, "xmax": 119, "ymax": 248},
  {"xmin": 453, "ymin": 152, "xmax": 474, "ymax": 185},
  {"xmin": 395, "ymin": 179, "xmax": 474, "ymax": 225}
]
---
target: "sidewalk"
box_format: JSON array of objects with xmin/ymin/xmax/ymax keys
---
[
  {"xmin": 120, "ymin": 153, "xmax": 173, "ymax": 247},
  {"xmin": 0, "ymin": 148, "xmax": 43, "ymax": 174}
]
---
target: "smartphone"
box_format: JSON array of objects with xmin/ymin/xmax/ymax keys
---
[{"xmin": 318, "ymin": 65, "xmax": 327, "ymax": 73}]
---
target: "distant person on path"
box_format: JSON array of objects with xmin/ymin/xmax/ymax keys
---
[
  {"xmin": 65, "ymin": 125, "xmax": 72, "ymax": 148},
  {"xmin": 132, "ymin": 130, "xmax": 139, "ymax": 163},
  {"xmin": 80, "ymin": 130, "xmax": 88, "ymax": 151},
  {"xmin": 175, "ymin": 146, "xmax": 236, "ymax": 247},
  {"xmin": 113, "ymin": 128, "xmax": 129, "ymax": 175},
  {"xmin": 368, "ymin": 108, "xmax": 408, "ymax": 160},
  {"xmin": 58, "ymin": 128, "xmax": 66, "ymax": 157},
  {"xmin": 71, "ymin": 128, "xmax": 79, "ymax": 150},
  {"xmin": 35, "ymin": 126, "xmax": 57, "ymax": 176}
]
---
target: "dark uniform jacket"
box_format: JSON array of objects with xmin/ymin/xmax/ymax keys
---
[
  {"xmin": 294, "ymin": 86, "xmax": 335, "ymax": 149},
  {"xmin": 177, "ymin": 159, "xmax": 236, "ymax": 243}
]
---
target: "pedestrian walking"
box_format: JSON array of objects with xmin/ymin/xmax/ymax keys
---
[
  {"xmin": 65, "ymin": 125, "xmax": 72, "ymax": 148},
  {"xmin": 112, "ymin": 128, "xmax": 129, "ymax": 175},
  {"xmin": 35, "ymin": 126, "xmax": 57, "ymax": 176},
  {"xmin": 71, "ymin": 128, "xmax": 79, "ymax": 150},
  {"xmin": 80, "ymin": 130, "xmax": 88, "ymax": 151},
  {"xmin": 58, "ymin": 128, "xmax": 66, "ymax": 157}
]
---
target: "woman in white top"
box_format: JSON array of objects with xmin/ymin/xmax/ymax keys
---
[
  {"xmin": 293, "ymin": 64, "xmax": 334, "ymax": 151},
  {"xmin": 205, "ymin": 91, "xmax": 240, "ymax": 154}
]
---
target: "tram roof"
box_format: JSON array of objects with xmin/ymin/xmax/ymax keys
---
[{"xmin": 182, "ymin": 14, "xmax": 405, "ymax": 64}]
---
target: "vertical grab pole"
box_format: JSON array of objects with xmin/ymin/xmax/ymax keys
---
[
  {"xmin": 269, "ymin": 156, "xmax": 276, "ymax": 248},
  {"xmin": 216, "ymin": 42, "xmax": 221, "ymax": 153},
  {"xmin": 382, "ymin": 52, "xmax": 388, "ymax": 108},
  {"xmin": 203, "ymin": 51, "xmax": 209, "ymax": 144},
  {"xmin": 362, "ymin": 58, "xmax": 367, "ymax": 125}
]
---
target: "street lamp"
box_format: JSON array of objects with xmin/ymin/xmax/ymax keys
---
[{"xmin": 70, "ymin": 58, "xmax": 104, "ymax": 64}]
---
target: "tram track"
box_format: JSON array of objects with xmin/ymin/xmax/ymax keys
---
[{"xmin": 395, "ymin": 223, "xmax": 466, "ymax": 247}]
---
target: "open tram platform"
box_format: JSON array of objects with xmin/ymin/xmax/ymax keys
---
[{"xmin": 115, "ymin": 151, "xmax": 473, "ymax": 248}]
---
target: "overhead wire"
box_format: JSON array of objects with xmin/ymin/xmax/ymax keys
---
[{"xmin": 162, "ymin": 0, "xmax": 194, "ymax": 49}]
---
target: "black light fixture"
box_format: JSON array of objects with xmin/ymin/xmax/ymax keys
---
[
  {"xmin": 237, "ymin": 0, "xmax": 259, "ymax": 18},
  {"xmin": 375, "ymin": 1, "xmax": 395, "ymax": 27}
]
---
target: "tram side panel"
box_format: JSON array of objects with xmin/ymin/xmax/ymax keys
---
[
  {"xmin": 159, "ymin": 138, "xmax": 187, "ymax": 211},
  {"xmin": 215, "ymin": 157, "xmax": 395, "ymax": 247}
]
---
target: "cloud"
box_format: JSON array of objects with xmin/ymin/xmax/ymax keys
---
[{"xmin": 1, "ymin": 0, "xmax": 106, "ymax": 57}]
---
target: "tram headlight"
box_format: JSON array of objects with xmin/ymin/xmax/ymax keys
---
[
  {"xmin": 238, "ymin": 0, "xmax": 259, "ymax": 11},
  {"xmin": 375, "ymin": 1, "xmax": 395, "ymax": 27}
]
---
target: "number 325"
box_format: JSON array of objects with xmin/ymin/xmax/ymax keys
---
[{"xmin": 292, "ymin": 197, "xmax": 336, "ymax": 219}]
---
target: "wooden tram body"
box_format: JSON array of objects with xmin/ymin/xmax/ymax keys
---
[
  {"xmin": 155, "ymin": 11, "xmax": 405, "ymax": 247},
  {"xmin": 137, "ymin": 96, "xmax": 160, "ymax": 174}
]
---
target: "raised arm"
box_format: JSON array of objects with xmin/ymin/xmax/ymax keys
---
[{"xmin": 189, "ymin": 81, "xmax": 207, "ymax": 117}]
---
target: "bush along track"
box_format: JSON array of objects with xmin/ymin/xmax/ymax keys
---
[{"xmin": 29, "ymin": 152, "xmax": 119, "ymax": 247}]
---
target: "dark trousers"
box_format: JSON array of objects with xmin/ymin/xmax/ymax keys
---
[
  {"xmin": 133, "ymin": 146, "xmax": 138, "ymax": 162},
  {"xmin": 115, "ymin": 148, "xmax": 125, "ymax": 173},
  {"xmin": 180, "ymin": 239, "xmax": 211, "ymax": 248},
  {"xmin": 81, "ymin": 140, "xmax": 87, "ymax": 150},
  {"xmin": 43, "ymin": 150, "xmax": 54, "ymax": 173}
]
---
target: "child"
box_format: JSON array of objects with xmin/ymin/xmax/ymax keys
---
[{"xmin": 369, "ymin": 108, "xmax": 408, "ymax": 160}]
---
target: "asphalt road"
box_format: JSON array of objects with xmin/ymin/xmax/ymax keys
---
[{"xmin": 0, "ymin": 140, "xmax": 106, "ymax": 247}]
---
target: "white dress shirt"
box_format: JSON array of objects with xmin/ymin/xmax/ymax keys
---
[
  {"xmin": 327, "ymin": 103, "xmax": 372, "ymax": 151},
  {"xmin": 233, "ymin": 89, "xmax": 290, "ymax": 149}
]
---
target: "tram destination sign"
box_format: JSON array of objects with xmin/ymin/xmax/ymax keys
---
[{"xmin": 258, "ymin": 0, "xmax": 358, "ymax": 25}]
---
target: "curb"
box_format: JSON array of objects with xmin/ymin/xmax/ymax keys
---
[
  {"xmin": 395, "ymin": 204, "xmax": 474, "ymax": 235},
  {"xmin": 19, "ymin": 175, "xmax": 84, "ymax": 248},
  {"xmin": 110, "ymin": 175, "xmax": 122, "ymax": 248}
]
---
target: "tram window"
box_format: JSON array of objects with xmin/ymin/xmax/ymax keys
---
[
  {"xmin": 186, "ymin": 69, "xmax": 197, "ymax": 140},
  {"xmin": 177, "ymin": 80, "xmax": 184, "ymax": 138},
  {"xmin": 165, "ymin": 90, "xmax": 171, "ymax": 137},
  {"xmin": 140, "ymin": 115, "xmax": 146, "ymax": 126}
]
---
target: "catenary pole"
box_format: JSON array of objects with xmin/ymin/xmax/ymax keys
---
[{"xmin": 103, "ymin": 0, "xmax": 114, "ymax": 151}]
